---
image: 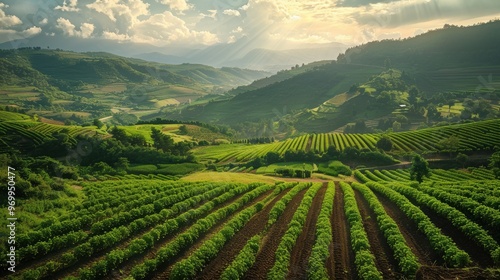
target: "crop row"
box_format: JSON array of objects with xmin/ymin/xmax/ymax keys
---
[
  {"xmin": 365, "ymin": 181, "xmax": 470, "ymax": 267},
  {"xmin": 267, "ymin": 183, "xmax": 322, "ymax": 279},
  {"xmin": 352, "ymin": 182, "xmax": 419, "ymax": 277},
  {"xmin": 129, "ymin": 184, "xmax": 274, "ymax": 279},
  {"xmin": 307, "ymin": 182, "xmax": 335, "ymax": 280},
  {"xmin": 390, "ymin": 183, "xmax": 500, "ymax": 264},
  {"xmin": 340, "ymin": 182, "xmax": 382, "ymax": 280}
]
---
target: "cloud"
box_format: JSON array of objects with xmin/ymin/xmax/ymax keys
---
[
  {"xmin": 39, "ymin": 18, "xmax": 48, "ymax": 25},
  {"xmin": 0, "ymin": 26, "xmax": 42, "ymax": 44},
  {"xmin": 0, "ymin": 4, "xmax": 22, "ymax": 28},
  {"xmin": 56, "ymin": 17, "xmax": 95, "ymax": 38},
  {"xmin": 55, "ymin": 0, "xmax": 80, "ymax": 12},
  {"xmin": 351, "ymin": 0, "xmax": 500, "ymax": 28},
  {"xmin": 223, "ymin": 9, "xmax": 241, "ymax": 17},
  {"xmin": 86, "ymin": 0, "xmax": 149, "ymax": 23},
  {"xmin": 160, "ymin": 0, "xmax": 192, "ymax": 12},
  {"xmin": 102, "ymin": 30, "xmax": 131, "ymax": 41}
]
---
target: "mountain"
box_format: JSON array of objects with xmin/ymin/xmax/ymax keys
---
[
  {"xmin": 1, "ymin": 33, "xmax": 347, "ymax": 72},
  {"xmin": 133, "ymin": 42, "xmax": 348, "ymax": 72},
  {"xmin": 168, "ymin": 20, "xmax": 500, "ymax": 133}
]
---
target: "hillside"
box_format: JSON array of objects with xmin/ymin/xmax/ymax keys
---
[
  {"xmin": 167, "ymin": 21, "xmax": 500, "ymax": 135},
  {"xmin": 0, "ymin": 49, "xmax": 269, "ymax": 123}
]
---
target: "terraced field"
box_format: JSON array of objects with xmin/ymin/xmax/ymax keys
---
[
  {"xmin": 4, "ymin": 173, "xmax": 499, "ymax": 280},
  {"xmin": 194, "ymin": 119, "xmax": 500, "ymax": 163}
]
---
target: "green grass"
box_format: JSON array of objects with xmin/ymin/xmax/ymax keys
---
[
  {"xmin": 318, "ymin": 161, "xmax": 352, "ymax": 177},
  {"xmin": 127, "ymin": 163, "xmax": 204, "ymax": 175},
  {"xmin": 255, "ymin": 162, "xmax": 317, "ymax": 174}
]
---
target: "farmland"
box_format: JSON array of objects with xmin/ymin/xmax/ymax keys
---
[
  {"xmin": 2, "ymin": 171, "xmax": 500, "ymax": 280},
  {"xmin": 193, "ymin": 119, "xmax": 500, "ymax": 163}
]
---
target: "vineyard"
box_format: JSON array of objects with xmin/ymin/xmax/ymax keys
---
[
  {"xmin": 194, "ymin": 119, "xmax": 500, "ymax": 163},
  {"xmin": 4, "ymin": 175, "xmax": 500, "ymax": 280},
  {"xmin": 0, "ymin": 118, "xmax": 99, "ymax": 153}
]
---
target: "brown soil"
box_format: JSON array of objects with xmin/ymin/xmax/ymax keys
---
[
  {"xmin": 286, "ymin": 183, "xmax": 327, "ymax": 280},
  {"xmin": 152, "ymin": 190, "xmax": 275, "ymax": 279},
  {"xmin": 374, "ymin": 192, "xmax": 438, "ymax": 266},
  {"xmin": 417, "ymin": 203, "xmax": 494, "ymax": 267},
  {"xmin": 416, "ymin": 266, "xmax": 500, "ymax": 280},
  {"xmin": 243, "ymin": 188, "xmax": 308, "ymax": 279},
  {"xmin": 327, "ymin": 182, "xmax": 356, "ymax": 280},
  {"xmin": 194, "ymin": 187, "xmax": 291, "ymax": 280},
  {"xmin": 354, "ymin": 188, "xmax": 402, "ymax": 279}
]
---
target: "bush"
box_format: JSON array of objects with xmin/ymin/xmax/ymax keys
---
[{"xmin": 318, "ymin": 161, "xmax": 352, "ymax": 176}]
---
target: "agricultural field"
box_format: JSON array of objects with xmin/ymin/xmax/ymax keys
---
[
  {"xmin": 193, "ymin": 119, "xmax": 500, "ymax": 163},
  {"xmin": 2, "ymin": 172, "xmax": 500, "ymax": 280}
]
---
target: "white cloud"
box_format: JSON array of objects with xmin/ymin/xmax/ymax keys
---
[
  {"xmin": 160, "ymin": 0, "xmax": 192, "ymax": 12},
  {"xmin": 0, "ymin": 26, "xmax": 41, "ymax": 44},
  {"xmin": 200, "ymin": 9, "xmax": 217, "ymax": 19},
  {"xmin": 129, "ymin": 11, "xmax": 219, "ymax": 46},
  {"xmin": 39, "ymin": 18, "xmax": 48, "ymax": 25},
  {"xmin": 0, "ymin": 4, "xmax": 22, "ymax": 28},
  {"xmin": 55, "ymin": 0, "xmax": 80, "ymax": 12},
  {"xmin": 56, "ymin": 17, "xmax": 95, "ymax": 38},
  {"xmin": 102, "ymin": 30, "xmax": 131, "ymax": 41},
  {"xmin": 86, "ymin": 0, "xmax": 149, "ymax": 24},
  {"xmin": 223, "ymin": 9, "xmax": 241, "ymax": 17},
  {"xmin": 232, "ymin": 26, "xmax": 243, "ymax": 33}
]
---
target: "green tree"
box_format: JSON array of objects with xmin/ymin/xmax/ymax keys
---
[
  {"xmin": 438, "ymin": 135, "xmax": 460, "ymax": 158},
  {"xmin": 376, "ymin": 136, "xmax": 393, "ymax": 151},
  {"xmin": 93, "ymin": 119, "xmax": 104, "ymax": 129},
  {"xmin": 409, "ymin": 154, "xmax": 431, "ymax": 183},
  {"xmin": 115, "ymin": 157, "xmax": 129, "ymax": 171},
  {"xmin": 151, "ymin": 127, "xmax": 174, "ymax": 152},
  {"xmin": 178, "ymin": 125, "xmax": 188, "ymax": 135},
  {"xmin": 455, "ymin": 153, "xmax": 468, "ymax": 168},
  {"xmin": 489, "ymin": 151, "xmax": 500, "ymax": 179}
]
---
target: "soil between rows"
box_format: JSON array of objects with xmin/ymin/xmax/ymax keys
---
[
  {"xmin": 286, "ymin": 182, "xmax": 327, "ymax": 280},
  {"xmin": 327, "ymin": 182, "xmax": 356, "ymax": 280},
  {"xmin": 151, "ymin": 190, "xmax": 275, "ymax": 279},
  {"xmin": 353, "ymin": 188, "xmax": 401, "ymax": 279},
  {"xmin": 194, "ymin": 186, "xmax": 292, "ymax": 280},
  {"xmin": 243, "ymin": 188, "xmax": 308, "ymax": 279},
  {"xmin": 374, "ymin": 192, "xmax": 437, "ymax": 266}
]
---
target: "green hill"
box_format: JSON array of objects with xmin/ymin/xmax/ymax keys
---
[
  {"xmin": 169, "ymin": 21, "xmax": 500, "ymax": 134},
  {"xmin": 0, "ymin": 49, "xmax": 269, "ymax": 123}
]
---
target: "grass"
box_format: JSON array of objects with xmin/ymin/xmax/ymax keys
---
[
  {"xmin": 127, "ymin": 163, "xmax": 204, "ymax": 175},
  {"xmin": 180, "ymin": 171, "xmax": 279, "ymax": 184},
  {"xmin": 317, "ymin": 161, "xmax": 352, "ymax": 177},
  {"xmin": 256, "ymin": 162, "xmax": 317, "ymax": 174}
]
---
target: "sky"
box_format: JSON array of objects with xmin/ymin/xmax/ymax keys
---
[{"xmin": 1, "ymin": 0, "xmax": 500, "ymax": 51}]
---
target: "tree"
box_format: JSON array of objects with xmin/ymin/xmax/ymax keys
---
[
  {"xmin": 438, "ymin": 135, "xmax": 460, "ymax": 158},
  {"xmin": 93, "ymin": 119, "xmax": 104, "ymax": 129},
  {"xmin": 178, "ymin": 125, "xmax": 188, "ymax": 135},
  {"xmin": 151, "ymin": 127, "xmax": 174, "ymax": 153},
  {"xmin": 409, "ymin": 154, "xmax": 431, "ymax": 183},
  {"xmin": 455, "ymin": 153, "xmax": 468, "ymax": 168},
  {"xmin": 376, "ymin": 136, "xmax": 393, "ymax": 151},
  {"xmin": 489, "ymin": 151, "xmax": 500, "ymax": 179},
  {"xmin": 392, "ymin": 121, "xmax": 401, "ymax": 132}
]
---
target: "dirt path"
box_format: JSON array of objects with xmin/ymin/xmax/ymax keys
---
[
  {"xmin": 151, "ymin": 190, "xmax": 275, "ymax": 280},
  {"xmin": 286, "ymin": 183, "xmax": 326, "ymax": 280},
  {"xmin": 374, "ymin": 192, "xmax": 437, "ymax": 266},
  {"xmin": 195, "ymin": 187, "xmax": 292, "ymax": 280},
  {"xmin": 243, "ymin": 188, "xmax": 308, "ymax": 280},
  {"xmin": 328, "ymin": 182, "xmax": 356, "ymax": 280},
  {"xmin": 354, "ymin": 188, "xmax": 401, "ymax": 279}
]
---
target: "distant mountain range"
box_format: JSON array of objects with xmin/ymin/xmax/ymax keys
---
[{"xmin": 0, "ymin": 33, "xmax": 347, "ymax": 72}]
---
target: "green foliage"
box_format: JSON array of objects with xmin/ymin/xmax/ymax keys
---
[
  {"xmin": 489, "ymin": 151, "xmax": 500, "ymax": 179},
  {"xmin": 376, "ymin": 136, "xmax": 393, "ymax": 151},
  {"xmin": 366, "ymin": 181, "xmax": 470, "ymax": 267},
  {"xmin": 318, "ymin": 160, "xmax": 352, "ymax": 176},
  {"xmin": 340, "ymin": 182, "xmax": 382, "ymax": 280},
  {"xmin": 307, "ymin": 182, "xmax": 334, "ymax": 280},
  {"xmin": 409, "ymin": 154, "xmax": 431, "ymax": 183}
]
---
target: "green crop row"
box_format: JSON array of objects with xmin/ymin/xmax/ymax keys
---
[
  {"xmin": 340, "ymin": 182, "xmax": 382, "ymax": 280},
  {"xmin": 391, "ymin": 183, "xmax": 500, "ymax": 264},
  {"xmin": 352, "ymin": 182, "xmax": 419, "ymax": 277},
  {"xmin": 307, "ymin": 182, "xmax": 335, "ymax": 280},
  {"xmin": 267, "ymin": 183, "xmax": 322, "ymax": 279},
  {"xmin": 365, "ymin": 182, "xmax": 470, "ymax": 267}
]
